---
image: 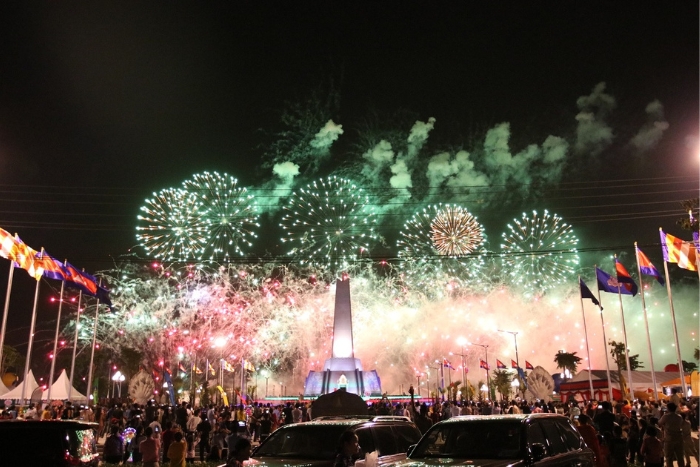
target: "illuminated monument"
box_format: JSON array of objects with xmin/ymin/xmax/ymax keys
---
[{"xmin": 304, "ymin": 276, "xmax": 382, "ymax": 397}]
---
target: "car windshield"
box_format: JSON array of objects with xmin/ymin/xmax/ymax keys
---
[
  {"xmin": 410, "ymin": 420, "xmax": 523, "ymax": 460},
  {"xmin": 254, "ymin": 425, "xmax": 347, "ymax": 459}
]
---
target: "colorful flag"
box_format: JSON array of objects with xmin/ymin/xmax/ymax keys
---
[
  {"xmin": 223, "ymin": 360, "xmax": 235, "ymax": 372},
  {"xmin": 12, "ymin": 236, "xmax": 37, "ymax": 275},
  {"xmin": 660, "ymin": 229, "xmax": 698, "ymax": 271},
  {"xmin": 579, "ymin": 278, "xmax": 600, "ymax": 307},
  {"xmin": 525, "ymin": 361, "xmax": 534, "ymax": 370},
  {"xmin": 33, "ymin": 251, "xmax": 67, "ymax": 281},
  {"xmin": 636, "ymin": 247, "xmax": 664, "ymax": 285},
  {"xmin": 614, "ymin": 259, "xmax": 638, "ymax": 296},
  {"xmin": 596, "ymin": 267, "xmax": 635, "ymax": 296},
  {"xmin": 511, "ymin": 359, "xmax": 518, "ymax": 369},
  {"xmin": 496, "ymin": 360, "xmax": 506, "ymax": 369},
  {"xmin": 178, "ymin": 362, "xmax": 187, "ymax": 374},
  {"xmin": 63, "ymin": 262, "xmax": 98, "ymax": 295},
  {"xmin": 244, "ymin": 360, "xmax": 256, "ymax": 372},
  {"xmin": 208, "ymin": 362, "xmax": 216, "ymax": 376},
  {"xmin": 479, "ymin": 360, "xmax": 489, "ymax": 370},
  {"xmin": 0, "ymin": 228, "xmax": 17, "ymax": 259},
  {"xmin": 442, "ymin": 358, "xmax": 455, "ymax": 370},
  {"xmin": 192, "ymin": 365, "xmax": 203, "ymax": 374}
]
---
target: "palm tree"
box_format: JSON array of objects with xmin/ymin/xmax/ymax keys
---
[
  {"xmin": 491, "ymin": 370, "xmax": 512, "ymax": 400},
  {"xmin": 554, "ymin": 350, "xmax": 583, "ymax": 379}
]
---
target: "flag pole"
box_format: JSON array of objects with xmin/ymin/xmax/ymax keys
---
[
  {"xmin": 68, "ymin": 290, "xmax": 83, "ymax": 402},
  {"xmin": 634, "ymin": 243, "xmax": 658, "ymax": 401},
  {"xmin": 86, "ymin": 279, "xmax": 102, "ymax": 404},
  {"xmin": 47, "ymin": 263, "xmax": 67, "ymax": 402},
  {"xmin": 578, "ymin": 276, "xmax": 596, "ymax": 401},
  {"xmin": 614, "ymin": 255, "xmax": 634, "ymax": 399},
  {"xmin": 661, "ymin": 251, "xmax": 688, "ymax": 396},
  {"xmin": 21, "ymin": 268, "xmax": 42, "ymax": 402},
  {"xmin": 0, "ymin": 261, "xmax": 15, "ymax": 375},
  {"xmin": 594, "ymin": 265, "xmax": 614, "ymax": 401}
]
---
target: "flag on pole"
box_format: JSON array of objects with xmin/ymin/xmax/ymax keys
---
[
  {"xmin": 636, "ymin": 247, "xmax": 664, "ymax": 285},
  {"xmin": 0, "ymin": 228, "xmax": 18, "ymax": 259},
  {"xmin": 222, "ymin": 360, "xmax": 235, "ymax": 372},
  {"xmin": 614, "ymin": 259, "xmax": 639, "ymax": 296},
  {"xmin": 579, "ymin": 278, "xmax": 600, "ymax": 306},
  {"xmin": 12, "ymin": 236, "xmax": 37, "ymax": 275},
  {"xmin": 243, "ymin": 360, "xmax": 256, "ymax": 372},
  {"xmin": 63, "ymin": 262, "xmax": 98, "ymax": 295},
  {"xmin": 525, "ymin": 361, "xmax": 534, "ymax": 370},
  {"xmin": 208, "ymin": 362, "xmax": 216, "ymax": 376},
  {"xmin": 660, "ymin": 229, "xmax": 698, "ymax": 271},
  {"xmin": 442, "ymin": 358, "xmax": 455, "ymax": 370},
  {"xmin": 192, "ymin": 364, "xmax": 203, "ymax": 374},
  {"xmin": 178, "ymin": 362, "xmax": 187, "ymax": 375},
  {"xmin": 596, "ymin": 267, "xmax": 635, "ymax": 296},
  {"xmin": 479, "ymin": 360, "xmax": 489, "ymax": 370},
  {"xmin": 496, "ymin": 360, "xmax": 506, "ymax": 369},
  {"xmin": 33, "ymin": 251, "xmax": 67, "ymax": 281},
  {"xmin": 511, "ymin": 359, "xmax": 518, "ymax": 369}
]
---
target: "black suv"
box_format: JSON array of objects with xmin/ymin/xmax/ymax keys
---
[
  {"xmin": 244, "ymin": 416, "xmax": 422, "ymax": 467},
  {"xmin": 0, "ymin": 419, "xmax": 99, "ymax": 466},
  {"xmin": 397, "ymin": 414, "xmax": 595, "ymax": 467}
]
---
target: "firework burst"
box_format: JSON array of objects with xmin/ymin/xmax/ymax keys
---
[
  {"xmin": 500, "ymin": 209, "xmax": 579, "ymax": 292},
  {"xmin": 136, "ymin": 188, "xmax": 208, "ymax": 260},
  {"xmin": 280, "ymin": 176, "xmax": 378, "ymax": 270},
  {"xmin": 183, "ymin": 171, "xmax": 259, "ymax": 260},
  {"xmin": 397, "ymin": 204, "xmax": 488, "ymax": 295},
  {"xmin": 430, "ymin": 205, "xmax": 484, "ymax": 255}
]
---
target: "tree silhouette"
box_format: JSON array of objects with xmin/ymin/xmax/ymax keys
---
[{"xmin": 553, "ymin": 350, "xmax": 583, "ymax": 377}]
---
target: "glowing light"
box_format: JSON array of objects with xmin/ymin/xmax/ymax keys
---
[{"xmin": 430, "ymin": 205, "xmax": 484, "ymax": 255}]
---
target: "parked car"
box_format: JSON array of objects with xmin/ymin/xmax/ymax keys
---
[
  {"xmin": 238, "ymin": 416, "xmax": 422, "ymax": 467},
  {"xmin": 396, "ymin": 414, "xmax": 595, "ymax": 467},
  {"xmin": 0, "ymin": 419, "xmax": 99, "ymax": 466}
]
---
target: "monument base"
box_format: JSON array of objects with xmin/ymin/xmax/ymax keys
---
[{"xmin": 304, "ymin": 368, "xmax": 382, "ymax": 397}]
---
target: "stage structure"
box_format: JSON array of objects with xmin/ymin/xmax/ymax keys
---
[{"xmin": 304, "ymin": 276, "xmax": 382, "ymax": 397}]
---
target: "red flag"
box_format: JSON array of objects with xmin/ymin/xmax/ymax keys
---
[
  {"xmin": 511, "ymin": 359, "xmax": 518, "ymax": 369},
  {"xmin": 442, "ymin": 358, "xmax": 455, "ymax": 370},
  {"xmin": 496, "ymin": 360, "xmax": 506, "ymax": 369},
  {"xmin": 479, "ymin": 360, "xmax": 489, "ymax": 370},
  {"xmin": 525, "ymin": 361, "xmax": 534, "ymax": 370}
]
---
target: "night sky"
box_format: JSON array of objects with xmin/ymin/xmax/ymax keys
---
[{"xmin": 0, "ymin": 3, "xmax": 697, "ymax": 352}]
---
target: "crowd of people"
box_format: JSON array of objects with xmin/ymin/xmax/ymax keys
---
[{"xmin": 1, "ymin": 391, "xmax": 698, "ymax": 467}]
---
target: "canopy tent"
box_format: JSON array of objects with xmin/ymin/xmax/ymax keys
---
[
  {"xmin": 559, "ymin": 370, "xmax": 681, "ymax": 402},
  {"xmin": 0, "ymin": 379, "xmax": 9, "ymax": 396},
  {"xmin": 41, "ymin": 369, "xmax": 87, "ymax": 402},
  {"xmin": 3, "ymin": 369, "xmax": 39, "ymax": 400}
]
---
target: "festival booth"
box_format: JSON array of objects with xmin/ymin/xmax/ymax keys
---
[
  {"xmin": 41, "ymin": 369, "xmax": 87, "ymax": 402},
  {"xmin": 559, "ymin": 370, "xmax": 680, "ymax": 402},
  {"xmin": 3, "ymin": 370, "xmax": 40, "ymax": 401}
]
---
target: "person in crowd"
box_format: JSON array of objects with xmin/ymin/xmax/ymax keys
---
[
  {"xmin": 607, "ymin": 426, "xmax": 628, "ymax": 467},
  {"xmin": 132, "ymin": 426, "xmax": 146, "ymax": 464},
  {"xmin": 226, "ymin": 438, "xmax": 252, "ymax": 467},
  {"xmin": 260, "ymin": 411, "xmax": 272, "ymax": 442},
  {"xmin": 140, "ymin": 426, "xmax": 161, "ymax": 467},
  {"xmin": 641, "ymin": 426, "xmax": 664, "ymax": 467},
  {"xmin": 576, "ymin": 414, "xmax": 602, "ymax": 467},
  {"xmin": 196, "ymin": 409, "xmax": 212, "ymax": 462},
  {"xmin": 167, "ymin": 431, "xmax": 187, "ymax": 467},
  {"xmin": 103, "ymin": 426, "xmax": 124, "ymax": 464},
  {"xmin": 681, "ymin": 412, "xmax": 698, "ymax": 465},
  {"xmin": 334, "ymin": 431, "xmax": 360, "ymax": 467},
  {"xmin": 185, "ymin": 431, "xmax": 199, "ymax": 464},
  {"xmin": 658, "ymin": 402, "xmax": 685, "ymax": 467}
]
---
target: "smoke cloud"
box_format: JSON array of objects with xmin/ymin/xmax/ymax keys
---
[
  {"xmin": 426, "ymin": 151, "xmax": 490, "ymax": 200},
  {"xmin": 629, "ymin": 99, "xmax": 669, "ymax": 153},
  {"xmin": 574, "ymin": 82, "xmax": 616, "ymax": 156},
  {"xmin": 260, "ymin": 161, "xmax": 300, "ymax": 213},
  {"xmin": 361, "ymin": 140, "xmax": 395, "ymax": 180},
  {"xmin": 310, "ymin": 119, "xmax": 344, "ymax": 151},
  {"xmin": 406, "ymin": 117, "xmax": 436, "ymax": 161}
]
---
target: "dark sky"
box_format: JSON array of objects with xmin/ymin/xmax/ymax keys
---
[{"xmin": 0, "ymin": 2, "xmax": 697, "ymax": 349}]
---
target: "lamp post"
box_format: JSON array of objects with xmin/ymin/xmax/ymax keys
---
[
  {"xmin": 261, "ymin": 369, "xmax": 270, "ymax": 397},
  {"xmin": 469, "ymin": 342, "xmax": 490, "ymax": 397},
  {"xmin": 416, "ymin": 372, "xmax": 422, "ymax": 396},
  {"xmin": 498, "ymin": 329, "xmax": 521, "ymax": 396},
  {"xmin": 510, "ymin": 378, "xmax": 520, "ymax": 400},
  {"xmin": 455, "ymin": 337, "xmax": 468, "ymax": 398}
]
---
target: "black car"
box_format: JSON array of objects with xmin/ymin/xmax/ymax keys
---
[
  {"xmin": 242, "ymin": 416, "xmax": 423, "ymax": 467},
  {"xmin": 393, "ymin": 414, "xmax": 595, "ymax": 467},
  {"xmin": 0, "ymin": 419, "xmax": 99, "ymax": 466}
]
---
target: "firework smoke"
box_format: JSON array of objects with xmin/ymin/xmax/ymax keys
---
[
  {"xmin": 575, "ymin": 82, "xmax": 616, "ymax": 156},
  {"xmin": 630, "ymin": 100, "xmax": 669, "ymax": 154}
]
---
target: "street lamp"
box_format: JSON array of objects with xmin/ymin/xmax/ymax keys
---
[
  {"xmin": 498, "ymin": 329, "xmax": 521, "ymax": 396},
  {"xmin": 261, "ymin": 369, "xmax": 270, "ymax": 397},
  {"xmin": 455, "ymin": 337, "xmax": 469, "ymax": 398},
  {"xmin": 511, "ymin": 378, "xmax": 520, "ymax": 399},
  {"xmin": 112, "ymin": 371, "xmax": 126, "ymax": 398}
]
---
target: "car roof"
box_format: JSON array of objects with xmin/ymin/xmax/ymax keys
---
[
  {"xmin": 0, "ymin": 419, "xmax": 98, "ymax": 429},
  {"xmin": 437, "ymin": 413, "xmax": 569, "ymax": 424},
  {"xmin": 280, "ymin": 417, "xmax": 417, "ymax": 428}
]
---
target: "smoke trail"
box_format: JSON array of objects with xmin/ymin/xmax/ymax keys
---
[
  {"xmin": 540, "ymin": 135, "xmax": 569, "ymax": 183},
  {"xmin": 406, "ymin": 117, "xmax": 436, "ymax": 162},
  {"xmin": 629, "ymin": 100, "xmax": 669, "ymax": 154},
  {"xmin": 426, "ymin": 151, "xmax": 490, "ymax": 200},
  {"xmin": 574, "ymin": 82, "xmax": 616, "ymax": 156},
  {"xmin": 259, "ymin": 161, "xmax": 300, "ymax": 214}
]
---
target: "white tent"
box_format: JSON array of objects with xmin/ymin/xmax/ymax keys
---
[
  {"xmin": 3, "ymin": 369, "xmax": 39, "ymax": 400},
  {"xmin": 41, "ymin": 369, "xmax": 87, "ymax": 402},
  {"xmin": 0, "ymin": 379, "xmax": 9, "ymax": 396}
]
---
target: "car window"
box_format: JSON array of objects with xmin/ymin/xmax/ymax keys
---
[
  {"xmin": 556, "ymin": 420, "xmax": 583, "ymax": 451},
  {"xmin": 372, "ymin": 425, "xmax": 398, "ymax": 456},
  {"xmin": 411, "ymin": 420, "xmax": 522, "ymax": 459},
  {"xmin": 0, "ymin": 426, "xmax": 64, "ymax": 464},
  {"xmin": 393, "ymin": 424, "xmax": 422, "ymax": 453},
  {"xmin": 355, "ymin": 427, "xmax": 375, "ymax": 458},
  {"xmin": 541, "ymin": 421, "xmax": 568, "ymax": 455},
  {"xmin": 254, "ymin": 425, "xmax": 346, "ymax": 459},
  {"xmin": 527, "ymin": 422, "xmax": 548, "ymax": 456}
]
